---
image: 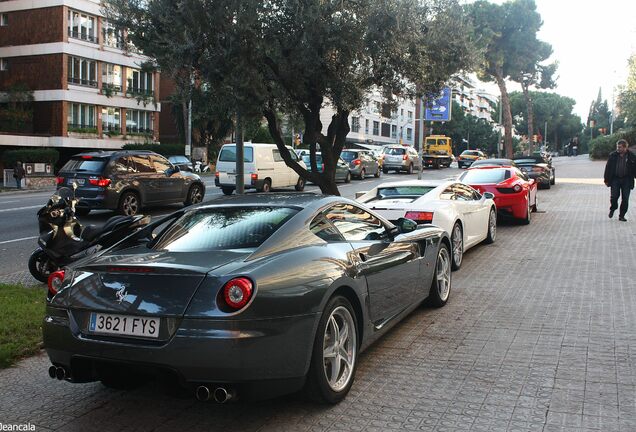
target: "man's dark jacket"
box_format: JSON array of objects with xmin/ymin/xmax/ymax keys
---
[{"xmin": 604, "ymin": 150, "xmax": 636, "ymax": 189}]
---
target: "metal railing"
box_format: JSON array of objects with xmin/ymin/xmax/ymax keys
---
[
  {"xmin": 68, "ymin": 30, "xmax": 97, "ymax": 43},
  {"xmin": 68, "ymin": 77, "xmax": 97, "ymax": 87},
  {"xmin": 67, "ymin": 123, "xmax": 97, "ymax": 133}
]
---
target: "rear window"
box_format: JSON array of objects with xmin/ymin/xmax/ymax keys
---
[
  {"xmin": 150, "ymin": 206, "xmax": 298, "ymax": 251},
  {"xmin": 374, "ymin": 186, "xmax": 435, "ymax": 200},
  {"xmin": 219, "ymin": 146, "xmax": 254, "ymax": 163},
  {"xmin": 301, "ymin": 155, "xmax": 323, "ymax": 164},
  {"xmin": 461, "ymin": 151, "xmax": 480, "ymax": 156},
  {"xmin": 170, "ymin": 156, "xmax": 189, "ymax": 164},
  {"xmin": 340, "ymin": 151, "xmax": 358, "ymax": 161},
  {"xmin": 514, "ymin": 157, "xmax": 542, "ymax": 164},
  {"xmin": 459, "ymin": 168, "xmax": 509, "ymax": 184},
  {"xmin": 383, "ymin": 147, "xmax": 406, "ymax": 155},
  {"xmin": 60, "ymin": 157, "xmax": 107, "ymax": 173}
]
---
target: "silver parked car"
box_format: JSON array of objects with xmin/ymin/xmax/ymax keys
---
[
  {"xmin": 43, "ymin": 193, "xmax": 452, "ymax": 404},
  {"xmin": 340, "ymin": 149, "xmax": 381, "ymax": 179},
  {"xmin": 381, "ymin": 145, "xmax": 421, "ymax": 174}
]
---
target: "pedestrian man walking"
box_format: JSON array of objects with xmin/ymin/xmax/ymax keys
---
[
  {"xmin": 13, "ymin": 161, "xmax": 25, "ymax": 189},
  {"xmin": 604, "ymin": 139, "xmax": 636, "ymax": 221}
]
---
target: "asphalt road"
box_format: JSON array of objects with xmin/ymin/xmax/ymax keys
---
[{"xmin": 0, "ymin": 166, "xmax": 462, "ymax": 280}]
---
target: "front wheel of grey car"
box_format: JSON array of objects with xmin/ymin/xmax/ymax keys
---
[
  {"xmin": 305, "ymin": 295, "xmax": 358, "ymax": 404},
  {"xmin": 118, "ymin": 191, "xmax": 140, "ymax": 216},
  {"xmin": 184, "ymin": 184, "xmax": 204, "ymax": 206},
  {"xmin": 428, "ymin": 242, "xmax": 452, "ymax": 308}
]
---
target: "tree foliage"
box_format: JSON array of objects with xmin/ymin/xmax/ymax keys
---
[
  {"xmin": 617, "ymin": 54, "xmax": 636, "ymax": 129},
  {"xmin": 107, "ymin": 0, "xmax": 476, "ymax": 195}
]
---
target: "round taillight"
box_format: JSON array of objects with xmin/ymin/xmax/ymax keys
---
[
  {"xmin": 513, "ymin": 184, "xmax": 522, "ymax": 192},
  {"xmin": 222, "ymin": 277, "xmax": 253, "ymax": 310},
  {"xmin": 48, "ymin": 270, "xmax": 65, "ymax": 296}
]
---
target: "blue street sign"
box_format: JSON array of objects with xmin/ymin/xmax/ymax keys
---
[{"xmin": 424, "ymin": 87, "xmax": 452, "ymax": 122}]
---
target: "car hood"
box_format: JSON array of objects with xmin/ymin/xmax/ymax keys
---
[{"xmin": 59, "ymin": 247, "xmax": 252, "ymax": 317}]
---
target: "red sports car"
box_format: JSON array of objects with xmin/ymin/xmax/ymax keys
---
[{"xmin": 458, "ymin": 166, "xmax": 538, "ymax": 224}]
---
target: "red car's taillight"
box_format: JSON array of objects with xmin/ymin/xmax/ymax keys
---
[
  {"xmin": 55, "ymin": 176, "xmax": 64, "ymax": 185},
  {"xmin": 88, "ymin": 177, "xmax": 111, "ymax": 187},
  {"xmin": 405, "ymin": 211, "xmax": 434, "ymax": 223},
  {"xmin": 222, "ymin": 277, "xmax": 253, "ymax": 310},
  {"xmin": 48, "ymin": 270, "xmax": 65, "ymax": 296}
]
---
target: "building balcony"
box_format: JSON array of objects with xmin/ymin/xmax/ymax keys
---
[
  {"xmin": 68, "ymin": 77, "xmax": 98, "ymax": 88},
  {"xmin": 101, "ymin": 83, "xmax": 123, "ymax": 96},
  {"xmin": 126, "ymin": 88, "xmax": 155, "ymax": 99},
  {"xmin": 67, "ymin": 123, "xmax": 98, "ymax": 137}
]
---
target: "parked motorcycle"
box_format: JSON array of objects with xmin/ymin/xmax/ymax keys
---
[
  {"xmin": 28, "ymin": 184, "xmax": 150, "ymax": 284},
  {"xmin": 193, "ymin": 160, "xmax": 210, "ymax": 173}
]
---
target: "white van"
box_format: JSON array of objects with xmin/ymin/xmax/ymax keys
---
[{"xmin": 215, "ymin": 143, "xmax": 307, "ymax": 195}]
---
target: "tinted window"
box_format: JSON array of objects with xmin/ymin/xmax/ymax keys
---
[
  {"xmin": 60, "ymin": 157, "xmax": 107, "ymax": 173},
  {"xmin": 374, "ymin": 186, "xmax": 435, "ymax": 200},
  {"xmin": 453, "ymin": 184, "xmax": 477, "ymax": 201},
  {"xmin": 219, "ymin": 146, "xmax": 254, "ymax": 163},
  {"xmin": 273, "ymin": 150, "xmax": 283, "ymax": 163},
  {"xmin": 340, "ymin": 151, "xmax": 358, "ymax": 162},
  {"xmin": 461, "ymin": 151, "xmax": 480, "ymax": 156},
  {"xmin": 324, "ymin": 204, "xmax": 388, "ymax": 241},
  {"xmin": 440, "ymin": 187, "xmax": 454, "ymax": 200},
  {"xmin": 514, "ymin": 158, "xmax": 542, "ymax": 165},
  {"xmin": 111, "ymin": 157, "xmax": 133, "ymax": 174},
  {"xmin": 151, "ymin": 207, "xmax": 298, "ymax": 251},
  {"xmin": 310, "ymin": 215, "xmax": 343, "ymax": 242},
  {"xmin": 383, "ymin": 147, "xmax": 406, "ymax": 155},
  {"xmin": 459, "ymin": 168, "xmax": 509, "ymax": 184},
  {"xmin": 170, "ymin": 156, "xmax": 189, "ymax": 164},
  {"xmin": 150, "ymin": 154, "xmax": 171, "ymax": 172},
  {"xmin": 302, "ymin": 154, "xmax": 323, "ymax": 165},
  {"xmin": 129, "ymin": 155, "xmax": 154, "ymax": 173}
]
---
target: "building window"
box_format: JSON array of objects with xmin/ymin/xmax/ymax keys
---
[
  {"xmin": 67, "ymin": 56, "xmax": 97, "ymax": 87},
  {"xmin": 406, "ymin": 128, "xmax": 412, "ymax": 141},
  {"xmin": 407, "ymin": 111, "xmax": 413, "ymax": 123},
  {"xmin": 102, "ymin": 63, "xmax": 123, "ymax": 93},
  {"xmin": 400, "ymin": 108, "xmax": 404, "ymax": 118},
  {"xmin": 365, "ymin": 119, "xmax": 369, "ymax": 134},
  {"xmin": 102, "ymin": 107, "xmax": 121, "ymax": 135},
  {"xmin": 126, "ymin": 69, "xmax": 154, "ymax": 97},
  {"xmin": 351, "ymin": 116, "xmax": 360, "ymax": 133},
  {"xmin": 1, "ymin": 14, "xmax": 8, "ymax": 26},
  {"xmin": 391, "ymin": 125, "xmax": 397, "ymax": 139},
  {"xmin": 102, "ymin": 20, "xmax": 124, "ymax": 49},
  {"xmin": 68, "ymin": 103, "xmax": 96, "ymax": 132},
  {"xmin": 0, "ymin": 58, "xmax": 7, "ymax": 71},
  {"xmin": 381, "ymin": 123, "xmax": 390, "ymax": 137},
  {"xmin": 68, "ymin": 10, "xmax": 97, "ymax": 43},
  {"xmin": 372, "ymin": 121, "xmax": 379, "ymax": 136},
  {"xmin": 374, "ymin": 101, "xmax": 381, "ymax": 114},
  {"xmin": 126, "ymin": 110, "xmax": 153, "ymax": 134}
]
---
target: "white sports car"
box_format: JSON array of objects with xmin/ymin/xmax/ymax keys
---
[{"xmin": 356, "ymin": 180, "xmax": 497, "ymax": 270}]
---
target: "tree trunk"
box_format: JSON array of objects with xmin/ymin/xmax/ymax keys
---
[
  {"xmin": 495, "ymin": 70, "xmax": 514, "ymax": 158},
  {"xmin": 522, "ymin": 82, "xmax": 534, "ymax": 154}
]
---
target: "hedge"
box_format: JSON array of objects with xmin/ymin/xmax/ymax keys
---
[
  {"xmin": 2, "ymin": 149, "xmax": 59, "ymax": 167},
  {"xmin": 121, "ymin": 142, "xmax": 186, "ymax": 157},
  {"xmin": 589, "ymin": 129, "xmax": 636, "ymax": 160}
]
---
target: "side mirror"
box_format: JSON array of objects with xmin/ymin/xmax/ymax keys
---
[
  {"xmin": 483, "ymin": 192, "xmax": 495, "ymax": 200},
  {"xmin": 396, "ymin": 217, "xmax": 417, "ymax": 234},
  {"xmin": 355, "ymin": 191, "xmax": 368, "ymax": 199}
]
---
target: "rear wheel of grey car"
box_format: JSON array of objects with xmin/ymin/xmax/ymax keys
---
[
  {"xmin": 382, "ymin": 168, "xmax": 389, "ymax": 174},
  {"xmin": 184, "ymin": 184, "xmax": 204, "ymax": 206},
  {"xmin": 221, "ymin": 187, "xmax": 234, "ymax": 196},
  {"xmin": 344, "ymin": 172, "xmax": 351, "ymax": 183},
  {"xmin": 358, "ymin": 168, "xmax": 365, "ymax": 180},
  {"xmin": 450, "ymin": 223, "xmax": 463, "ymax": 271},
  {"xmin": 118, "ymin": 192, "xmax": 140, "ymax": 216},
  {"xmin": 484, "ymin": 208, "xmax": 497, "ymax": 244},
  {"xmin": 406, "ymin": 163, "xmax": 413, "ymax": 174},
  {"xmin": 374, "ymin": 168, "xmax": 380, "ymax": 178},
  {"xmin": 305, "ymin": 296, "xmax": 358, "ymax": 404},
  {"xmin": 295, "ymin": 177, "xmax": 306, "ymax": 191},
  {"xmin": 429, "ymin": 243, "xmax": 452, "ymax": 308}
]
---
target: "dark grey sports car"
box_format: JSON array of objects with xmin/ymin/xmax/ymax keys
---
[{"xmin": 43, "ymin": 193, "xmax": 451, "ymax": 404}]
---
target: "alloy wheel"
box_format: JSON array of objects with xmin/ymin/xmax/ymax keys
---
[
  {"xmin": 489, "ymin": 210, "xmax": 497, "ymax": 241},
  {"xmin": 322, "ymin": 306, "xmax": 357, "ymax": 392},
  {"xmin": 436, "ymin": 246, "xmax": 451, "ymax": 301},
  {"xmin": 451, "ymin": 224, "xmax": 463, "ymax": 269},
  {"xmin": 190, "ymin": 186, "xmax": 203, "ymax": 204},
  {"xmin": 122, "ymin": 194, "xmax": 138, "ymax": 216}
]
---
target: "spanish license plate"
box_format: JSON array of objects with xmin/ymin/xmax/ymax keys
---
[
  {"xmin": 68, "ymin": 178, "xmax": 85, "ymax": 186},
  {"xmin": 88, "ymin": 312, "xmax": 160, "ymax": 338}
]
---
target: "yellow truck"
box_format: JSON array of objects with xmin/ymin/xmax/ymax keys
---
[{"xmin": 422, "ymin": 135, "xmax": 453, "ymax": 169}]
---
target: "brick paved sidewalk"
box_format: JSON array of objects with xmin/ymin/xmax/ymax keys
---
[{"xmin": 0, "ymin": 156, "xmax": 634, "ymax": 431}]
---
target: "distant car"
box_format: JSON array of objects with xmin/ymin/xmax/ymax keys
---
[
  {"xmin": 55, "ymin": 150, "xmax": 205, "ymax": 216},
  {"xmin": 513, "ymin": 155, "xmax": 555, "ymax": 189},
  {"xmin": 168, "ymin": 155, "xmax": 193, "ymax": 172},
  {"xmin": 457, "ymin": 150, "xmax": 486, "ymax": 168},
  {"xmin": 471, "ymin": 158, "xmax": 517, "ymax": 168},
  {"xmin": 340, "ymin": 149, "xmax": 381, "ymax": 179},
  {"xmin": 357, "ymin": 180, "xmax": 497, "ymax": 270},
  {"xmin": 215, "ymin": 143, "xmax": 306, "ymax": 195},
  {"xmin": 43, "ymin": 193, "xmax": 452, "ymax": 404},
  {"xmin": 301, "ymin": 153, "xmax": 352, "ymax": 183},
  {"xmin": 458, "ymin": 166, "xmax": 538, "ymax": 224},
  {"xmin": 381, "ymin": 146, "xmax": 421, "ymax": 174},
  {"xmin": 295, "ymin": 149, "xmax": 309, "ymax": 158}
]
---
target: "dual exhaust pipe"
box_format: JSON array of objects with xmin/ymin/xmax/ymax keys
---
[
  {"xmin": 195, "ymin": 385, "xmax": 236, "ymax": 404},
  {"xmin": 48, "ymin": 365, "xmax": 68, "ymax": 381}
]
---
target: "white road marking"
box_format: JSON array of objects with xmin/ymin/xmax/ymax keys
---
[
  {"xmin": 0, "ymin": 200, "xmax": 21, "ymax": 205},
  {"xmin": 0, "ymin": 205, "xmax": 43, "ymax": 213},
  {"xmin": 0, "ymin": 236, "xmax": 38, "ymax": 245}
]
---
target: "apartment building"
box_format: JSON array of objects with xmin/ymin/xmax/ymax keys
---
[
  {"xmin": 0, "ymin": 0, "xmax": 160, "ymax": 150},
  {"xmin": 452, "ymin": 76, "xmax": 498, "ymax": 123},
  {"xmin": 320, "ymin": 89, "xmax": 417, "ymax": 148}
]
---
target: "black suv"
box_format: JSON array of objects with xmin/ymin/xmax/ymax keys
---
[{"xmin": 56, "ymin": 150, "xmax": 205, "ymax": 216}]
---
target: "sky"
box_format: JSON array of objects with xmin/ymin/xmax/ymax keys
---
[{"xmin": 477, "ymin": 0, "xmax": 636, "ymax": 121}]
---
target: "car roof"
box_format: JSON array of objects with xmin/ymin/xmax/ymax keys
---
[
  {"xmin": 373, "ymin": 179, "xmax": 448, "ymax": 188},
  {"xmin": 195, "ymin": 192, "xmax": 340, "ymax": 209},
  {"xmin": 70, "ymin": 150, "xmax": 156, "ymax": 159}
]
